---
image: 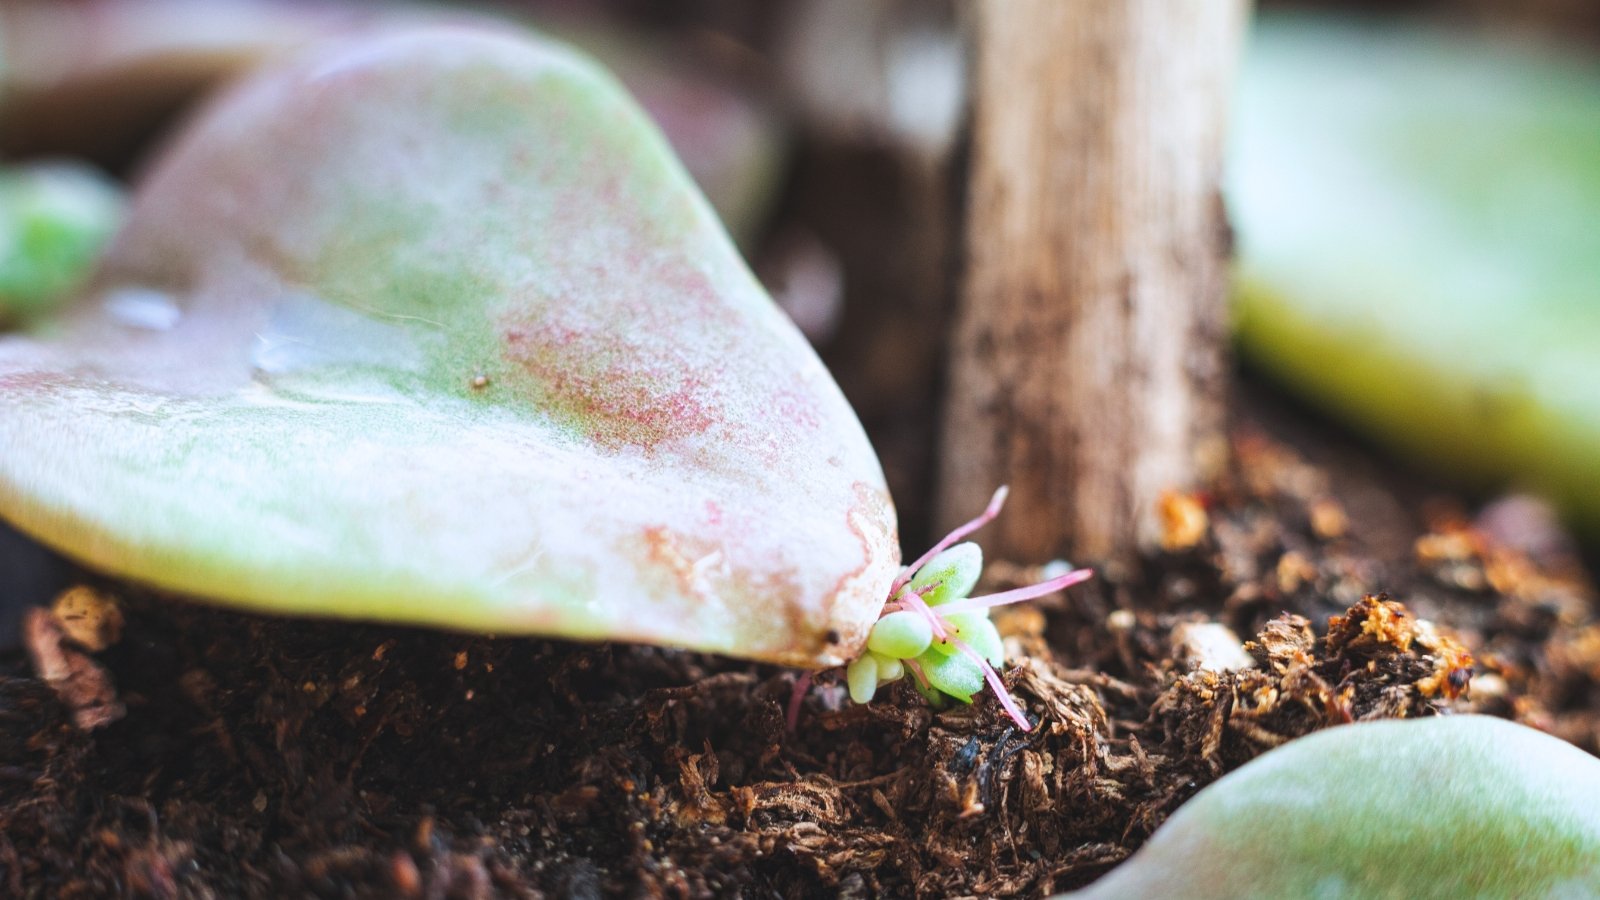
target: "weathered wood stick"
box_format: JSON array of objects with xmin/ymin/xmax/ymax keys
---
[{"xmin": 940, "ymin": 0, "xmax": 1248, "ymax": 565}]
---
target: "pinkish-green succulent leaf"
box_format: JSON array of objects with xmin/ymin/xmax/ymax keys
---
[
  {"xmin": 0, "ymin": 26, "xmax": 897, "ymax": 667},
  {"xmin": 1064, "ymin": 716, "xmax": 1600, "ymax": 899}
]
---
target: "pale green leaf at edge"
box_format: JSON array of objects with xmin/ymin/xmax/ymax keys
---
[
  {"xmin": 1231, "ymin": 15, "xmax": 1600, "ymax": 537},
  {"xmin": 0, "ymin": 26, "xmax": 898, "ymax": 668},
  {"xmin": 1063, "ymin": 716, "xmax": 1600, "ymax": 899},
  {"xmin": 0, "ymin": 164, "xmax": 124, "ymax": 324}
]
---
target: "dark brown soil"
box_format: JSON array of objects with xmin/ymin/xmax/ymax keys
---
[{"xmin": 4, "ymin": 389, "xmax": 1597, "ymax": 899}]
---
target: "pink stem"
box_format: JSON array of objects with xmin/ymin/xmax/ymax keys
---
[
  {"xmin": 949, "ymin": 635, "xmax": 1031, "ymax": 732},
  {"xmin": 888, "ymin": 486, "xmax": 1009, "ymax": 598},
  {"xmin": 898, "ymin": 590, "xmax": 949, "ymax": 641},
  {"xmin": 904, "ymin": 657, "xmax": 931, "ymax": 690},
  {"xmin": 881, "ymin": 583, "xmax": 937, "ymax": 615},
  {"xmin": 785, "ymin": 670, "xmax": 813, "ymax": 733},
  {"xmin": 936, "ymin": 568, "xmax": 1094, "ymax": 616}
]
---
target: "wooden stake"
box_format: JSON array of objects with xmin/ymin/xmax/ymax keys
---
[{"xmin": 940, "ymin": 0, "xmax": 1247, "ymax": 565}]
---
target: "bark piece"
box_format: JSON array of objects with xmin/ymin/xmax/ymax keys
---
[{"xmin": 23, "ymin": 607, "xmax": 124, "ymax": 730}]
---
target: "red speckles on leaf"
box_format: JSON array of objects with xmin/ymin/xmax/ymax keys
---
[
  {"xmin": 501, "ymin": 318, "xmax": 718, "ymax": 451},
  {"xmin": 773, "ymin": 387, "xmax": 823, "ymax": 431}
]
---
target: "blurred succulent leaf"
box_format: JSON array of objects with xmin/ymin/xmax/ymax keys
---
[
  {"xmin": 0, "ymin": 27, "xmax": 896, "ymax": 667},
  {"xmin": 0, "ymin": 164, "xmax": 123, "ymax": 324},
  {"xmin": 873, "ymin": 652, "xmax": 903, "ymax": 683},
  {"xmin": 1231, "ymin": 15, "xmax": 1600, "ymax": 536},
  {"xmin": 911, "ymin": 672, "xmax": 945, "ymax": 708},
  {"xmin": 1063, "ymin": 716, "xmax": 1600, "ymax": 898}
]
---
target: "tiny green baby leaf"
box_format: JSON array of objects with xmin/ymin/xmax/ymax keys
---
[
  {"xmin": 1063, "ymin": 716, "xmax": 1600, "ymax": 899},
  {"xmin": 873, "ymin": 653, "xmax": 903, "ymax": 683},
  {"xmin": 916, "ymin": 649, "xmax": 984, "ymax": 704},
  {"xmin": 867, "ymin": 610, "xmax": 934, "ymax": 659},
  {"xmin": 845, "ymin": 653, "xmax": 878, "ymax": 705},
  {"xmin": 961, "ymin": 616, "xmax": 1004, "ymax": 667},
  {"xmin": 0, "ymin": 164, "xmax": 123, "ymax": 324},
  {"xmin": 906, "ymin": 541, "xmax": 981, "ymax": 607},
  {"xmin": 0, "ymin": 27, "xmax": 897, "ymax": 667}
]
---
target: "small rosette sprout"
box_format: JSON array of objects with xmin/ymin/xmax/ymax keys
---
[{"xmin": 846, "ymin": 487, "xmax": 1094, "ymax": 731}]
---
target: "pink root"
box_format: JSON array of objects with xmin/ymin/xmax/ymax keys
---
[
  {"xmin": 898, "ymin": 589, "xmax": 950, "ymax": 640},
  {"xmin": 889, "ymin": 485, "xmax": 1009, "ymax": 598},
  {"xmin": 949, "ymin": 635, "xmax": 1031, "ymax": 732},
  {"xmin": 936, "ymin": 568, "xmax": 1095, "ymax": 616},
  {"xmin": 904, "ymin": 656, "xmax": 932, "ymax": 690},
  {"xmin": 785, "ymin": 670, "xmax": 813, "ymax": 733}
]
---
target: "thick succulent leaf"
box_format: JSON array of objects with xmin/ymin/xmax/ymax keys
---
[
  {"xmin": 873, "ymin": 653, "xmax": 902, "ymax": 683},
  {"xmin": 1065, "ymin": 716, "xmax": 1600, "ymax": 899},
  {"xmin": 0, "ymin": 27, "xmax": 896, "ymax": 667},
  {"xmin": 1231, "ymin": 16, "xmax": 1600, "ymax": 536},
  {"xmin": 0, "ymin": 164, "xmax": 124, "ymax": 324}
]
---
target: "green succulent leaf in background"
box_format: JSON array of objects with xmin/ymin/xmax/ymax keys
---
[
  {"xmin": 0, "ymin": 164, "xmax": 124, "ymax": 325},
  {"xmin": 1231, "ymin": 15, "xmax": 1600, "ymax": 536},
  {"xmin": 1064, "ymin": 716, "xmax": 1600, "ymax": 899},
  {"xmin": 0, "ymin": 27, "xmax": 897, "ymax": 667}
]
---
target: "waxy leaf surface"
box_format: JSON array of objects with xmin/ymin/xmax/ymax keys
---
[
  {"xmin": 1066, "ymin": 716, "xmax": 1600, "ymax": 899},
  {"xmin": 0, "ymin": 27, "xmax": 897, "ymax": 667}
]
